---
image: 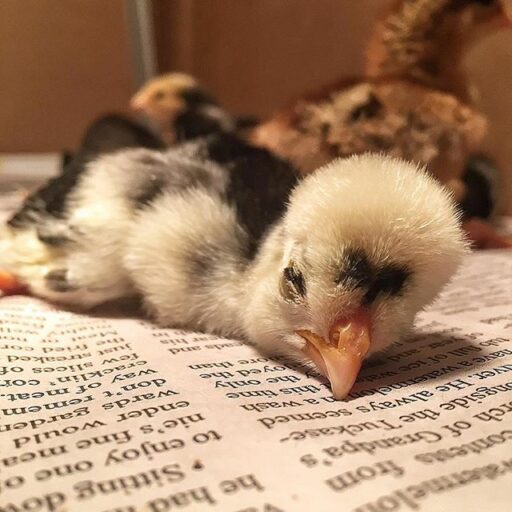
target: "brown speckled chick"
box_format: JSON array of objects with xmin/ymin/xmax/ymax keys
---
[{"xmin": 252, "ymin": 0, "xmax": 512, "ymax": 205}]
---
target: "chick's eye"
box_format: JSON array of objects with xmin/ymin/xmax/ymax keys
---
[
  {"xmin": 154, "ymin": 90, "xmax": 166, "ymax": 101},
  {"xmin": 280, "ymin": 264, "xmax": 306, "ymax": 303}
]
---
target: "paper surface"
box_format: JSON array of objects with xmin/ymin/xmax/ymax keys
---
[{"xmin": 1, "ymin": 251, "xmax": 511, "ymax": 512}]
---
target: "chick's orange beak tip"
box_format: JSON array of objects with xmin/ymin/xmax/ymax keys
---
[{"xmin": 297, "ymin": 311, "xmax": 371, "ymax": 400}]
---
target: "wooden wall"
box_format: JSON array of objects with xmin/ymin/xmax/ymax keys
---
[
  {"xmin": 153, "ymin": 0, "xmax": 382, "ymax": 117},
  {"xmin": 0, "ymin": 0, "xmax": 134, "ymax": 153},
  {"xmin": 470, "ymin": 32, "xmax": 512, "ymax": 213}
]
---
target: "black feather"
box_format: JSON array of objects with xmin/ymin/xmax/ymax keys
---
[
  {"xmin": 8, "ymin": 114, "xmax": 164, "ymax": 228},
  {"xmin": 180, "ymin": 88, "xmax": 218, "ymax": 108},
  {"xmin": 283, "ymin": 265, "xmax": 307, "ymax": 297},
  {"xmin": 174, "ymin": 110, "xmax": 229, "ymax": 141},
  {"xmin": 204, "ymin": 134, "xmax": 299, "ymax": 256}
]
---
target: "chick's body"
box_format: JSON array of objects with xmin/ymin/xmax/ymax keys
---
[
  {"xmin": 0, "ymin": 134, "xmax": 466, "ymax": 398},
  {"xmin": 1, "ymin": 135, "xmax": 297, "ymax": 318}
]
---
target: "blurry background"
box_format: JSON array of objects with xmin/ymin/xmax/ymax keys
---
[{"xmin": 1, "ymin": 0, "xmax": 511, "ymax": 211}]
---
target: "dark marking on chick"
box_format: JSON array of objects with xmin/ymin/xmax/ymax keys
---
[
  {"xmin": 45, "ymin": 269, "xmax": 75, "ymax": 292},
  {"xmin": 283, "ymin": 265, "xmax": 307, "ymax": 297},
  {"xmin": 132, "ymin": 174, "xmax": 165, "ymax": 208},
  {"xmin": 235, "ymin": 115, "xmax": 260, "ymax": 131},
  {"xmin": 184, "ymin": 227, "xmax": 249, "ymax": 285},
  {"xmin": 204, "ymin": 133, "xmax": 298, "ymax": 257},
  {"xmin": 349, "ymin": 94, "xmax": 383, "ymax": 122},
  {"xmin": 61, "ymin": 150, "xmax": 74, "ymax": 169},
  {"xmin": 364, "ymin": 265, "xmax": 411, "ymax": 304},
  {"xmin": 336, "ymin": 249, "xmax": 374, "ymax": 289},
  {"xmin": 186, "ymin": 245, "xmax": 219, "ymax": 285},
  {"xmin": 174, "ymin": 110, "xmax": 229, "ymax": 141},
  {"xmin": 8, "ymin": 154, "xmax": 90, "ymax": 227},
  {"xmin": 180, "ymin": 88, "xmax": 218, "ymax": 108},
  {"xmin": 337, "ymin": 249, "xmax": 411, "ymax": 304},
  {"xmin": 79, "ymin": 114, "xmax": 164, "ymax": 155},
  {"xmin": 8, "ymin": 114, "xmax": 164, "ymax": 229},
  {"xmin": 36, "ymin": 227, "xmax": 69, "ymax": 247}
]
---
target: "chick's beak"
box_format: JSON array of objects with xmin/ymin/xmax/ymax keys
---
[
  {"xmin": 297, "ymin": 309, "xmax": 371, "ymax": 400},
  {"xmin": 130, "ymin": 95, "xmax": 146, "ymax": 112}
]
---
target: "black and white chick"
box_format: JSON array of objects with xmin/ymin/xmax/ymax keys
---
[{"xmin": 0, "ymin": 135, "xmax": 467, "ymax": 399}]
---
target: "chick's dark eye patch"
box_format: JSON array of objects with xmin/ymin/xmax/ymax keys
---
[
  {"xmin": 336, "ymin": 249, "xmax": 411, "ymax": 303},
  {"xmin": 336, "ymin": 249, "xmax": 373, "ymax": 288},
  {"xmin": 363, "ymin": 265, "xmax": 411, "ymax": 304},
  {"xmin": 281, "ymin": 264, "xmax": 306, "ymax": 301},
  {"xmin": 377, "ymin": 266, "xmax": 411, "ymax": 295}
]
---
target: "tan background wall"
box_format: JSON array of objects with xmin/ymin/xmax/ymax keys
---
[
  {"xmin": 470, "ymin": 33, "xmax": 512, "ymax": 213},
  {"xmin": 0, "ymin": 0, "xmax": 134, "ymax": 153},
  {"xmin": 1, "ymin": 0, "xmax": 511, "ymax": 210}
]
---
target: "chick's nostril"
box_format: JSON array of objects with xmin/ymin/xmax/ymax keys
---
[
  {"xmin": 329, "ymin": 321, "xmax": 351, "ymax": 346},
  {"xmin": 328, "ymin": 308, "xmax": 372, "ymax": 355}
]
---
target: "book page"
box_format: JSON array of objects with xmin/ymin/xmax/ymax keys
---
[{"xmin": 1, "ymin": 251, "xmax": 511, "ymax": 512}]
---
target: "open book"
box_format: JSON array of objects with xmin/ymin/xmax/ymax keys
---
[{"xmin": 1, "ymin": 250, "xmax": 511, "ymax": 512}]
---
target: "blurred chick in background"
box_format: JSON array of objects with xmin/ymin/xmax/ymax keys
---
[
  {"xmin": 130, "ymin": 72, "xmax": 256, "ymax": 144},
  {"xmin": 252, "ymin": 0, "xmax": 512, "ymax": 247},
  {"xmin": 16, "ymin": 72, "xmax": 261, "ymax": 248},
  {"xmin": 254, "ymin": 0, "xmax": 511, "ymax": 176}
]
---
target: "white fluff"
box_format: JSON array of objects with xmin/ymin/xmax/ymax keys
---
[{"xmin": 1, "ymin": 151, "xmax": 467, "ymax": 366}]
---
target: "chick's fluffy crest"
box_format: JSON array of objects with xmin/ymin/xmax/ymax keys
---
[{"xmin": 286, "ymin": 153, "xmax": 467, "ymax": 268}]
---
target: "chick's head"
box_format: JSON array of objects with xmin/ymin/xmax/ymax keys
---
[
  {"xmin": 244, "ymin": 154, "xmax": 468, "ymax": 399},
  {"xmin": 130, "ymin": 73, "xmax": 204, "ymax": 125}
]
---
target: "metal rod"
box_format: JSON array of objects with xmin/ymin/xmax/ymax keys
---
[{"xmin": 124, "ymin": 0, "xmax": 157, "ymax": 89}]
